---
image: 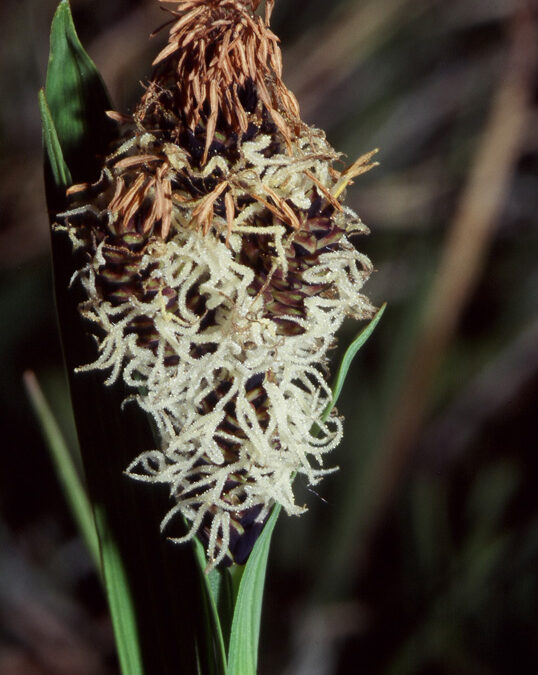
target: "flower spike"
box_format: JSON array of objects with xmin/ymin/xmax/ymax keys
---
[{"xmin": 56, "ymin": 0, "xmax": 376, "ymax": 568}]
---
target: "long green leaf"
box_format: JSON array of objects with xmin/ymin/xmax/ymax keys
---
[
  {"xmin": 39, "ymin": 5, "xmax": 150, "ymax": 675},
  {"xmin": 23, "ymin": 370, "xmax": 99, "ymax": 570},
  {"xmin": 227, "ymin": 505, "xmax": 282, "ymax": 675}
]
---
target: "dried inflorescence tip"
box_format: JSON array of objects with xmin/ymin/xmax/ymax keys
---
[
  {"xmin": 146, "ymin": 0, "xmax": 300, "ymax": 162},
  {"xmin": 57, "ymin": 0, "xmax": 376, "ymax": 568}
]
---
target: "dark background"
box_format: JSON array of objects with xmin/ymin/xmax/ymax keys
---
[{"xmin": 0, "ymin": 1, "xmax": 537, "ymax": 673}]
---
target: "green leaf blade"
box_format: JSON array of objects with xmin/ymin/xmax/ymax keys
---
[
  {"xmin": 23, "ymin": 370, "xmax": 99, "ymax": 569},
  {"xmin": 24, "ymin": 372, "xmax": 145, "ymax": 675},
  {"xmin": 45, "ymin": 0, "xmax": 115, "ymax": 186},
  {"xmin": 227, "ymin": 505, "xmax": 282, "ymax": 675},
  {"xmin": 41, "ymin": 6, "xmax": 153, "ymax": 674},
  {"xmin": 324, "ymin": 303, "xmax": 387, "ymax": 421}
]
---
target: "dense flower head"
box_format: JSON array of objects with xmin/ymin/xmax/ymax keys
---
[{"xmin": 58, "ymin": 0, "xmax": 376, "ymax": 567}]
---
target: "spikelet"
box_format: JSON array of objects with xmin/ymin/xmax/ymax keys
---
[{"xmin": 57, "ymin": 0, "xmax": 377, "ymax": 568}]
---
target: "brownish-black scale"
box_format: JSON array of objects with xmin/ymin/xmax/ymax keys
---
[
  {"xmin": 95, "ymin": 235, "xmax": 155, "ymax": 319},
  {"xmin": 235, "ymin": 197, "xmax": 347, "ymax": 337},
  {"xmin": 86, "ymin": 213, "xmax": 225, "ymax": 366},
  {"xmin": 195, "ymin": 502, "xmax": 267, "ymax": 567}
]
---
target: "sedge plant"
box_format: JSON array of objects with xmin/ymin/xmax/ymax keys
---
[{"xmin": 34, "ymin": 1, "xmax": 385, "ymax": 673}]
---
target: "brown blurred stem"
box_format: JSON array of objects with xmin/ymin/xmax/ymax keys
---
[
  {"xmin": 286, "ymin": 0, "xmax": 417, "ymax": 120},
  {"xmin": 358, "ymin": 3, "xmax": 536, "ymax": 554}
]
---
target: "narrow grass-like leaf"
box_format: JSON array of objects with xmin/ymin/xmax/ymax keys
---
[
  {"xmin": 38, "ymin": 90, "xmax": 72, "ymax": 195},
  {"xmin": 24, "ymin": 371, "xmax": 145, "ymax": 675},
  {"xmin": 227, "ymin": 504, "xmax": 282, "ymax": 675},
  {"xmin": 323, "ymin": 303, "xmax": 387, "ymax": 422},
  {"xmin": 23, "ymin": 370, "xmax": 99, "ymax": 570},
  {"xmin": 93, "ymin": 505, "xmax": 145, "ymax": 675},
  {"xmin": 45, "ymin": 0, "xmax": 115, "ymax": 185}
]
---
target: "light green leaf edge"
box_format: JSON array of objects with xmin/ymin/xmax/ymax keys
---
[
  {"xmin": 323, "ymin": 303, "xmax": 387, "ymax": 422},
  {"xmin": 227, "ymin": 505, "xmax": 282, "ymax": 675},
  {"xmin": 38, "ymin": 89, "xmax": 72, "ymax": 192},
  {"xmin": 23, "ymin": 371, "xmax": 99, "ymax": 569}
]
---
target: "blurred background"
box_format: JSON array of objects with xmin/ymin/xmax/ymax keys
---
[{"xmin": 0, "ymin": 0, "xmax": 537, "ymax": 673}]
